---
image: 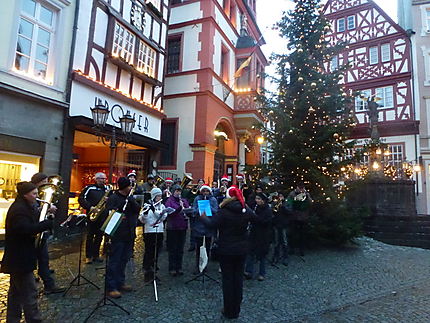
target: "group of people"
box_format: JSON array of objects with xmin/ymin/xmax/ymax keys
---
[{"xmin": 1, "ymin": 170, "xmax": 312, "ymax": 322}]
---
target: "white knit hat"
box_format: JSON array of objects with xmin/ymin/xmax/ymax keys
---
[
  {"xmin": 150, "ymin": 187, "xmax": 162, "ymax": 200},
  {"xmin": 199, "ymin": 185, "xmax": 212, "ymax": 193}
]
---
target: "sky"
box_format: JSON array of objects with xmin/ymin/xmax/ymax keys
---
[{"xmin": 256, "ymin": 0, "xmax": 398, "ymax": 84}]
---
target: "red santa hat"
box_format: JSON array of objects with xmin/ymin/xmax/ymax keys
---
[
  {"xmin": 221, "ymin": 174, "xmax": 230, "ymax": 182},
  {"xmin": 127, "ymin": 170, "xmax": 137, "ymax": 178},
  {"xmin": 236, "ymin": 173, "xmax": 245, "ymax": 179},
  {"xmin": 199, "ymin": 185, "xmax": 212, "ymax": 193},
  {"xmin": 226, "ymin": 185, "xmax": 246, "ymax": 213},
  {"xmin": 165, "ymin": 177, "xmax": 174, "ymax": 183}
]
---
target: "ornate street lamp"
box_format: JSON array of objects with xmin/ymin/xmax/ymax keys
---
[
  {"xmin": 119, "ymin": 111, "xmax": 136, "ymax": 135},
  {"xmin": 90, "ymin": 103, "xmax": 110, "ymax": 128}
]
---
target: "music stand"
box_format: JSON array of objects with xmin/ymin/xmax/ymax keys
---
[
  {"xmin": 144, "ymin": 227, "xmax": 162, "ymax": 302},
  {"xmin": 84, "ymin": 240, "xmax": 130, "ymax": 322},
  {"xmin": 63, "ymin": 217, "xmax": 99, "ymax": 297},
  {"xmin": 185, "ymin": 237, "xmax": 219, "ymax": 286}
]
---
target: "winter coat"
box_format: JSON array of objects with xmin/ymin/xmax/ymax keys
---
[
  {"xmin": 139, "ymin": 201, "xmax": 167, "ymax": 233},
  {"xmin": 78, "ymin": 184, "xmax": 108, "ymax": 212},
  {"xmin": 272, "ymin": 200, "xmax": 289, "ymax": 229},
  {"xmin": 1, "ymin": 197, "xmax": 52, "ymax": 273},
  {"xmin": 249, "ymin": 203, "xmax": 273, "ymax": 258},
  {"xmin": 202, "ymin": 198, "xmax": 255, "ymax": 256},
  {"xmin": 287, "ymin": 189, "xmax": 312, "ymax": 222},
  {"xmin": 165, "ymin": 195, "xmax": 190, "ymax": 230},
  {"xmin": 105, "ymin": 191, "xmax": 140, "ymax": 242},
  {"xmin": 191, "ymin": 194, "xmax": 218, "ymax": 237}
]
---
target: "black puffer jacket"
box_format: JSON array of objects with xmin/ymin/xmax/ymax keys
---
[
  {"xmin": 249, "ymin": 203, "xmax": 273, "ymax": 258},
  {"xmin": 203, "ymin": 199, "xmax": 255, "ymax": 256},
  {"xmin": 1, "ymin": 197, "xmax": 52, "ymax": 273},
  {"xmin": 105, "ymin": 191, "xmax": 140, "ymax": 242}
]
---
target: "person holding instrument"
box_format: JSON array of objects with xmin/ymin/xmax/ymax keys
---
[
  {"xmin": 31, "ymin": 172, "xmax": 64, "ymax": 294},
  {"xmin": 165, "ymin": 187, "xmax": 190, "ymax": 276},
  {"xmin": 78, "ymin": 172, "xmax": 109, "ymax": 264},
  {"xmin": 104, "ymin": 177, "xmax": 140, "ymax": 299},
  {"xmin": 1, "ymin": 182, "xmax": 53, "ymax": 323}
]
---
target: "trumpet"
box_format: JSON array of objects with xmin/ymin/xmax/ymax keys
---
[{"xmin": 190, "ymin": 185, "xmax": 200, "ymax": 195}]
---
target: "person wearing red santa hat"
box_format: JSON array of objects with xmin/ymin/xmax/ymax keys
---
[
  {"xmin": 161, "ymin": 177, "xmax": 174, "ymax": 200},
  {"xmin": 200, "ymin": 186, "xmax": 255, "ymax": 320},
  {"xmin": 215, "ymin": 174, "xmax": 231, "ymax": 204},
  {"xmin": 127, "ymin": 170, "xmax": 144, "ymax": 195}
]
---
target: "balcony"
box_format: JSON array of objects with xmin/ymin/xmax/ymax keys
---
[{"xmin": 233, "ymin": 89, "xmax": 263, "ymax": 130}]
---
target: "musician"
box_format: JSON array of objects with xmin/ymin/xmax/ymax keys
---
[
  {"xmin": 246, "ymin": 185, "xmax": 264, "ymax": 209},
  {"xmin": 287, "ymin": 182, "xmax": 312, "ymax": 256},
  {"xmin": 236, "ymin": 173, "xmax": 252, "ymax": 201},
  {"xmin": 165, "ymin": 187, "xmax": 190, "ymax": 276},
  {"xmin": 1, "ymin": 182, "xmax": 53, "ymax": 323},
  {"xmin": 139, "ymin": 187, "xmax": 168, "ymax": 282},
  {"xmin": 161, "ymin": 177, "xmax": 174, "ymax": 200},
  {"xmin": 142, "ymin": 175, "xmax": 155, "ymax": 203},
  {"xmin": 78, "ymin": 172, "xmax": 108, "ymax": 264},
  {"xmin": 187, "ymin": 178, "xmax": 205, "ymax": 251},
  {"xmin": 191, "ymin": 185, "xmax": 218, "ymax": 274},
  {"xmin": 126, "ymin": 170, "xmax": 144, "ymax": 195},
  {"xmin": 244, "ymin": 193, "xmax": 273, "ymax": 281},
  {"xmin": 105, "ymin": 177, "xmax": 140, "ymax": 298},
  {"xmin": 271, "ymin": 192, "xmax": 289, "ymax": 266},
  {"xmin": 215, "ymin": 174, "xmax": 230, "ymax": 204},
  {"xmin": 30, "ymin": 173, "xmax": 64, "ymax": 294}
]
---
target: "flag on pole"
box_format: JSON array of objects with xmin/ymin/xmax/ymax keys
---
[{"xmin": 234, "ymin": 56, "xmax": 252, "ymax": 78}]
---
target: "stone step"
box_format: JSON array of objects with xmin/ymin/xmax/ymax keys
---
[
  {"xmin": 367, "ymin": 232, "xmax": 430, "ymax": 242},
  {"xmin": 364, "ymin": 224, "xmax": 430, "ymax": 234},
  {"xmin": 369, "ymin": 236, "xmax": 430, "ymax": 249}
]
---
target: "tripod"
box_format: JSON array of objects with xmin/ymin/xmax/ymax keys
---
[
  {"xmin": 185, "ymin": 237, "xmax": 219, "ymax": 286},
  {"xmin": 84, "ymin": 241, "xmax": 130, "ymax": 322},
  {"xmin": 63, "ymin": 223, "xmax": 99, "ymax": 297},
  {"xmin": 144, "ymin": 229, "xmax": 162, "ymax": 302}
]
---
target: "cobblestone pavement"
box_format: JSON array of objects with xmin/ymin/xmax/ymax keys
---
[{"xmin": 1, "ymin": 231, "xmax": 430, "ymax": 323}]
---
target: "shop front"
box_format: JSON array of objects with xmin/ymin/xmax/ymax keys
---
[{"xmin": 66, "ymin": 81, "xmax": 166, "ymax": 215}]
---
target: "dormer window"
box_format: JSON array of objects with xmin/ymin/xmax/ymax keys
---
[{"xmin": 337, "ymin": 18, "xmax": 345, "ymax": 32}]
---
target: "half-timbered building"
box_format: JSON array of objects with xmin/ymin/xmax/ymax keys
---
[
  {"xmin": 324, "ymin": 0, "xmax": 420, "ymax": 185},
  {"xmin": 162, "ymin": 0, "xmax": 267, "ymax": 183},
  {"xmin": 65, "ymin": 0, "xmax": 169, "ymax": 195}
]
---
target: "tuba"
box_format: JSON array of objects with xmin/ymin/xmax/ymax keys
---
[
  {"xmin": 180, "ymin": 174, "xmax": 193, "ymax": 190},
  {"xmin": 35, "ymin": 180, "xmax": 62, "ymax": 247},
  {"xmin": 88, "ymin": 185, "xmax": 112, "ymax": 222}
]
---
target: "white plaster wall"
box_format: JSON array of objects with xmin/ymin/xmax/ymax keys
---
[
  {"xmin": 94, "ymin": 8, "xmax": 108, "ymax": 48},
  {"xmin": 164, "ymin": 74, "xmax": 198, "ymax": 95},
  {"xmin": 157, "ymin": 54, "xmax": 165, "ymax": 82},
  {"xmin": 111, "ymin": 0, "xmax": 121, "ymax": 13},
  {"xmin": 105, "ymin": 62, "xmax": 117, "ymax": 88},
  {"xmin": 152, "ymin": 20, "xmax": 161, "ymax": 43},
  {"xmin": 169, "ymin": 2, "xmax": 202, "ymax": 25},
  {"xmin": 213, "ymin": 30, "xmax": 235, "ymax": 84},
  {"xmin": 214, "ymin": 6, "xmax": 239, "ymax": 46},
  {"xmin": 119, "ymin": 70, "xmax": 130, "ymax": 93},
  {"xmin": 168, "ymin": 25, "xmax": 201, "ymax": 71},
  {"xmin": 163, "ymin": 96, "xmax": 197, "ymax": 175},
  {"xmin": 0, "ymin": 0, "xmax": 75, "ymax": 102}
]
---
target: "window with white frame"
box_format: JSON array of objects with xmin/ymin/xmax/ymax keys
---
[
  {"xmin": 330, "ymin": 55, "xmax": 338, "ymax": 71},
  {"xmin": 14, "ymin": 0, "xmax": 56, "ymax": 83},
  {"xmin": 376, "ymin": 86, "xmax": 394, "ymax": 108},
  {"xmin": 426, "ymin": 9, "xmax": 430, "ymax": 31},
  {"xmin": 112, "ymin": 21, "xmax": 135, "ymax": 64},
  {"xmin": 355, "ymin": 89, "xmax": 371, "ymax": 111},
  {"xmin": 347, "ymin": 15, "xmax": 355, "ymax": 30},
  {"xmin": 337, "ymin": 18, "xmax": 345, "ymax": 32},
  {"xmin": 381, "ymin": 43, "xmax": 391, "ymax": 62},
  {"xmin": 146, "ymin": 0, "xmax": 161, "ymax": 10},
  {"xmin": 369, "ymin": 46, "xmax": 378, "ymax": 65},
  {"xmin": 387, "ymin": 144, "xmax": 404, "ymax": 168},
  {"xmin": 137, "ymin": 40, "xmax": 156, "ymax": 78}
]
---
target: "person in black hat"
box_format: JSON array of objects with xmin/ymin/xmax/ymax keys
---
[
  {"xmin": 30, "ymin": 173, "xmax": 65, "ymax": 294},
  {"xmin": 1, "ymin": 182, "xmax": 53, "ymax": 323},
  {"xmin": 104, "ymin": 177, "xmax": 140, "ymax": 299},
  {"xmin": 142, "ymin": 175, "xmax": 155, "ymax": 203}
]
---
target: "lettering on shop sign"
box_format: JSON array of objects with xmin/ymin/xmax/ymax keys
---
[{"xmin": 94, "ymin": 97, "xmax": 149, "ymax": 133}]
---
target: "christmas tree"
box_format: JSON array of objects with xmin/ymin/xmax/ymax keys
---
[{"xmin": 256, "ymin": 0, "xmax": 364, "ymax": 245}]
